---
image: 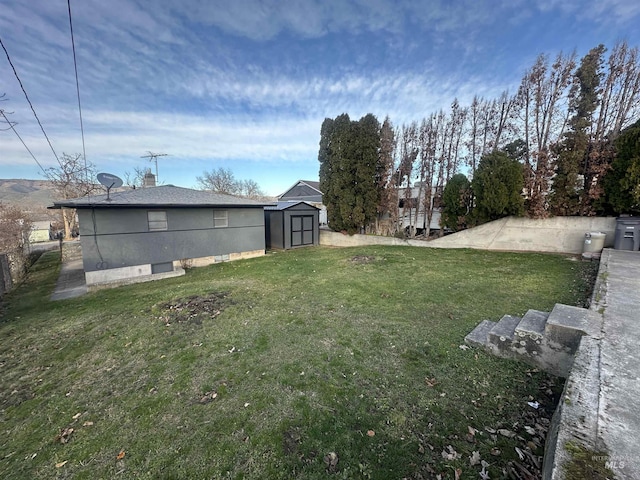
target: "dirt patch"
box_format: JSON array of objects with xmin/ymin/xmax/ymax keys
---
[
  {"xmin": 282, "ymin": 426, "xmax": 302, "ymax": 456},
  {"xmin": 156, "ymin": 292, "xmax": 232, "ymax": 325},
  {"xmin": 350, "ymin": 255, "xmax": 378, "ymax": 264}
]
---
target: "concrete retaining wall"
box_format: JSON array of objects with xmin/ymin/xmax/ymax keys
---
[{"xmin": 321, "ymin": 216, "xmax": 617, "ymax": 254}]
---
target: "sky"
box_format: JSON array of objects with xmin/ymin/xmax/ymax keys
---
[{"xmin": 1, "ymin": 1, "xmax": 640, "ymax": 197}]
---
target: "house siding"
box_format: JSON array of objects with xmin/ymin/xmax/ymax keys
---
[{"xmin": 78, "ymin": 207, "xmax": 265, "ymax": 274}]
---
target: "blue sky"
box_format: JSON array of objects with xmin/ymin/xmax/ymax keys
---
[{"xmin": 1, "ymin": 0, "xmax": 640, "ymax": 196}]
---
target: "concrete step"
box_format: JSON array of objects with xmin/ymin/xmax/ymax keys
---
[
  {"xmin": 545, "ymin": 304, "xmax": 603, "ymax": 352},
  {"xmin": 464, "ymin": 320, "xmax": 495, "ymax": 348},
  {"xmin": 515, "ymin": 309, "xmax": 549, "ymax": 341},
  {"xmin": 488, "ymin": 314, "xmax": 521, "ymax": 351}
]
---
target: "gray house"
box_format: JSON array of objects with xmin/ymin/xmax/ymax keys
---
[
  {"xmin": 264, "ymin": 201, "xmax": 319, "ymax": 250},
  {"xmin": 278, "ymin": 180, "xmax": 326, "ymax": 226},
  {"xmin": 52, "ymin": 186, "xmax": 270, "ymax": 286}
]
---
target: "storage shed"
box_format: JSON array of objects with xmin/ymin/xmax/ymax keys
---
[{"xmin": 265, "ymin": 201, "xmax": 319, "ymax": 250}]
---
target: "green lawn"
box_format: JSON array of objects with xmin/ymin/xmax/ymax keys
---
[{"xmin": 0, "ymin": 246, "xmax": 596, "ymax": 479}]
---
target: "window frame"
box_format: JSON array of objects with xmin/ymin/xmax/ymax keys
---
[
  {"xmin": 147, "ymin": 210, "xmax": 168, "ymax": 231},
  {"xmin": 213, "ymin": 210, "xmax": 229, "ymax": 228}
]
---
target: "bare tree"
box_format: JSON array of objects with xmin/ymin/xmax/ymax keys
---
[
  {"xmin": 196, "ymin": 167, "xmax": 265, "ymax": 198},
  {"xmin": 46, "ymin": 153, "xmax": 99, "ymax": 240},
  {"xmin": 516, "ymin": 51, "xmax": 576, "ymax": 216},
  {"xmin": 124, "ymin": 166, "xmax": 152, "ymax": 188},
  {"xmin": 0, "ymin": 203, "xmax": 33, "ymax": 282}
]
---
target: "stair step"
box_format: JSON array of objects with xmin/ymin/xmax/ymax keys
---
[
  {"xmin": 545, "ymin": 304, "xmax": 602, "ymax": 351},
  {"xmin": 465, "ymin": 320, "xmax": 495, "ymax": 347},
  {"xmin": 488, "ymin": 314, "xmax": 521, "ymax": 346},
  {"xmin": 515, "ymin": 309, "xmax": 549, "ymax": 340}
]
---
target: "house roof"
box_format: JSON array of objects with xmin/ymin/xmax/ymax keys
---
[
  {"xmin": 50, "ymin": 185, "xmax": 274, "ymax": 209},
  {"xmin": 264, "ymin": 201, "xmax": 319, "ymax": 211},
  {"xmin": 279, "ymin": 179, "xmax": 322, "ymax": 198}
]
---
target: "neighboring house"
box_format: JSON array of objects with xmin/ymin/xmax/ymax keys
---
[
  {"xmin": 51, "ymin": 185, "xmax": 271, "ymax": 286},
  {"xmin": 278, "ymin": 180, "xmax": 326, "ymax": 225},
  {"xmin": 397, "ymin": 185, "xmax": 443, "ymax": 235},
  {"xmin": 264, "ymin": 201, "xmax": 319, "ymax": 250},
  {"xmin": 29, "ymin": 221, "xmax": 52, "ymax": 243}
]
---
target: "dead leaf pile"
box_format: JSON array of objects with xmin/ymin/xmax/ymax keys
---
[
  {"xmin": 323, "ymin": 451, "xmax": 339, "ymax": 473},
  {"xmin": 156, "ymin": 292, "xmax": 231, "ymax": 325}
]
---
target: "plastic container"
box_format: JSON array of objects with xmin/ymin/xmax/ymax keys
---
[
  {"xmin": 583, "ymin": 232, "xmax": 606, "ymax": 253},
  {"xmin": 614, "ymin": 217, "xmax": 640, "ymax": 251}
]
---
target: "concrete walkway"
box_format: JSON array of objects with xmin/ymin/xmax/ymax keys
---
[
  {"xmin": 595, "ymin": 249, "xmax": 640, "ymax": 477},
  {"xmin": 50, "ymin": 257, "xmax": 87, "ymax": 301}
]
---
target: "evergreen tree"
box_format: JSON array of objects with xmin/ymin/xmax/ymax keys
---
[
  {"xmin": 318, "ymin": 113, "xmax": 381, "ymax": 234},
  {"xmin": 602, "ymin": 119, "xmax": 640, "ymax": 214},
  {"xmin": 472, "ymin": 150, "xmax": 524, "ymax": 224},
  {"xmin": 441, "ymin": 173, "xmax": 470, "ymax": 232},
  {"xmin": 550, "ymin": 45, "xmax": 606, "ymax": 215}
]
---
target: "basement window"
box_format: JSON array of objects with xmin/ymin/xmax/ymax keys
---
[
  {"xmin": 148, "ymin": 210, "xmax": 168, "ymax": 231},
  {"xmin": 214, "ymin": 210, "xmax": 228, "ymax": 228}
]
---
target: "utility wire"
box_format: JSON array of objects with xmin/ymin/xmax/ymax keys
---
[
  {"xmin": 0, "ymin": 35, "xmax": 60, "ymax": 165},
  {"xmin": 67, "ymin": 0, "xmax": 87, "ymax": 167},
  {"xmin": 0, "ymin": 109, "xmax": 48, "ymax": 175}
]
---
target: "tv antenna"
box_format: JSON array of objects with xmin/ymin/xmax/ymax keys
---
[
  {"xmin": 141, "ymin": 151, "xmax": 168, "ymax": 183},
  {"xmin": 97, "ymin": 172, "xmax": 123, "ymax": 201}
]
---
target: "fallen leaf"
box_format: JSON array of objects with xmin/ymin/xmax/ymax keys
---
[
  {"xmin": 458, "ymin": 344, "xmax": 470, "ymax": 350},
  {"xmin": 418, "ymin": 444, "xmax": 425, "ymax": 454},
  {"xmin": 467, "ymin": 426, "xmax": 478, "ymax": 436},
  {"xmin": 54, "ymin": 427, "xmax": 74, "ymax": 444},
  {"xmin": 454, "ymin": 468, "xmax": 462, "ymax": 480},
  {"xmin": 366, "ymin": 430, "xmax": 375, "ymax": 437},
  {"xmin": 498, "ymin": 428, "xmax": 516, "ymax": 438},
  {"xmin": 72, "ymin": 412, "xmax": 82, "ymax": 420},
  {"xmin": 83, "ymin": 421, "xmax": 94, "ymax": 427},
  {"xmin": 524, "ymin": 425, "xmax": 536, "ymax": 435},
  {"xmin": 469, "ymin": 450, "xmax": 481, "ymax": 466},
  {"xmin": 324, "ymin": 451, "xmax": 339, "ymax": 472},
  {"xmin": 244, "ymin": 402, "xmax": 250, "ymax": 408},
  {"xmin": 490, "ymin": 447, "xmax": 501, "ymax": 456},
  {"xmin": 441, "ymin": 445, "xmax": 459, "ymax": 461},
  {"xmin": 55, "ymin": 460, "xmax": 68, "ymax": 468},
  {"xmin": 425, "ymin": 378, "xmax": 438, "ymax": 387},
  {"xmin": 116, "ymin": 450, "xmax": 125, "ymax": 460}
]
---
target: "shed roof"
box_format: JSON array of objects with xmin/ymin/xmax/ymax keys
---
[
  {"xmin": 264, "ymin": 201, "xmax": 319, "ymax": 211},
  {"xmin": 50, "ymin": 185, "xmax": 275, "ymax": 209}
]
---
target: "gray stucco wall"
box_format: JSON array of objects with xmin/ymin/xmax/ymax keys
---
[{"xmin": 78, "ymin": 207, "xmax": 265, "ymax": 273}]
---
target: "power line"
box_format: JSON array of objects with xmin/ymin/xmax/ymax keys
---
[
  {"xmin": 67, "ymin": 0, "xmax": 87, "ymax": 167},
  {"xmin": 0, "ymin": 109, "xmax": 48, "ymax": 175},
  {"xmin": 0, "ymin": 35, "xmax": 60, "ymax": 165}
]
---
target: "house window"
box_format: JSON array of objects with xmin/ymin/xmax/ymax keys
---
[
  {"xmin": 214, "ymin": 210, "xmax": 228, "ymax": 228},
  {"xmin": 148, "ymin": 211, "xmax": 168, "ymax": 231}
]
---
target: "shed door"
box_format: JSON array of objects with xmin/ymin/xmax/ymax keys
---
[{"xmin": 291, "ymin": 215, "xmax": 314, "ymax": 247}]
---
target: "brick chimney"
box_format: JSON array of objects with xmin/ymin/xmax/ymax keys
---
[{"xmin": 143, "ymin": 172, "xmax": 156, "ymax": 187}]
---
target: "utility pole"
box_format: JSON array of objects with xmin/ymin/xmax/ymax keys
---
[{"xmin": 140, "ymin": 151, "xmax": 168, "ymax": 183}]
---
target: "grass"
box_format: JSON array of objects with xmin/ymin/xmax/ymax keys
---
[{"xmin": 0, "ymin": 246, "xmax": 597, "ymax": 479}]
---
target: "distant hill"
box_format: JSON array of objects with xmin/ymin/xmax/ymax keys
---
[{"xmin": 0, "ymin": 179, "xmax": 59, "ymax": 221}]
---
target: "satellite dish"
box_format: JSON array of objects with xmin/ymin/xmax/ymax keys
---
[
  {"xmin": 97, "ymin": 172, "xmax": 123, "ymax": 188},
  {"xmin": 97, "ymin": 172, "xmax": 123, "ymax": 200}
]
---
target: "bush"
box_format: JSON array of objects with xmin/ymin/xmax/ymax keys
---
[{"xmin": 472, "ymin": 151, "xmax": 524, "ymax": 224}]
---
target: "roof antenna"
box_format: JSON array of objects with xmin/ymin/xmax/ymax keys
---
[
  {"xmin": 97, "ymin": 172, "xmax": 123, "ymax": 201},
  {"xmin": 141, "ymin": 151, "xmax": 168, "ymax": 184}
]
